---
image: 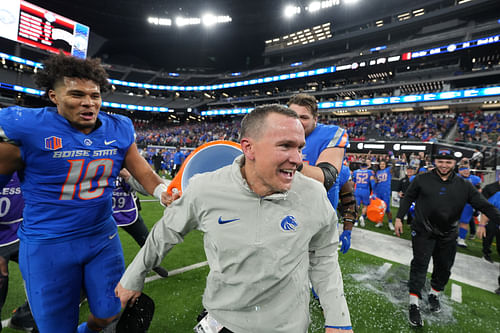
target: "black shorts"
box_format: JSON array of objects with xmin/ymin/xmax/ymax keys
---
[{"xmin": 0, "ymin": 241, "xmax": 20, "ymax": 262}]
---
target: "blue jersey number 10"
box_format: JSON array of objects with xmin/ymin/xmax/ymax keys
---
[{"xmin": 60, "ymin": 159, "xmax": 114, "ymax": 200}]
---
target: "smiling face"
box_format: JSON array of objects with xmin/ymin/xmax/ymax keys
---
[
  {"xmin": 288, "ymin": 103, "xmax": 317, "ymax": 137},
  {"xmin": 434, "ymin": 158, "xmax": 456, "ymax": 179},
  {"xmin": 48, "ymin": 77, "xmax": 101, "ymax": 134},
  {"xmin": 241, "ymin": 112, "xmax": 305, "ymax": 196}
]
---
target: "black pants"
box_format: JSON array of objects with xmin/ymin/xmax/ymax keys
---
[
  {"xmin": 121, "ymin": 215, "xmax": 149, "ymax": 247},
  {"xmin": 409, "ymin": 229, "xmax": 457, "ymax": 298},
  {"xmin": 482, "ymin": 221, "xmax": 500, "ymax": 257}
]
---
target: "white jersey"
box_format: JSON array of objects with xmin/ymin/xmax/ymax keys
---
[{"xmin": 120, "ymin": 155, "xmax": 351, "ymax": 332}]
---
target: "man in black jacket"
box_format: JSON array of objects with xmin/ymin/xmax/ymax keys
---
[{"xmin": 394, "ymin": 148, "xmax": 500, "ymax": 327}]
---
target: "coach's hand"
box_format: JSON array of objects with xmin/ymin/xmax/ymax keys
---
[
  {"xmin": 115, "ymin": 282, "xmax": 142, "ymax": 308},
  {"xmin": 394, "ymin": 218, "xmax": 403, "ymax": 237},
  {"xmin": 161, "ymin": 191, "xmax": 180, "ymax": 206}
]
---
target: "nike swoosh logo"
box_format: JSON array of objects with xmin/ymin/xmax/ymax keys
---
[
  {"xmin": 218, "ymin": 217, "xmax": 240, "ymax": 224},
  {"xmin": 109, "ymin": 232, "xmax": 118, "ymax": 239},
  {"xmin": 104, "ymin": 139, "xmax": 116, "ymax": 145}
]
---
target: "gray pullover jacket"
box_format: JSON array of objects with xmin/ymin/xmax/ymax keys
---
[{"xmin": 120, "ymin": 155, "xmax": 351, "ymax": 332}]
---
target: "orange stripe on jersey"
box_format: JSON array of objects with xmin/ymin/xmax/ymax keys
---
[{"xmin": 338, "ymin": 132, "xmax": 348, "ymax": 148}]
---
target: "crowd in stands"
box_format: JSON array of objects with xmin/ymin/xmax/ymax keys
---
[
  {"xmin": 325, "ymin": 112, "xmax": 456, "ymax": 142},
  {"xmin": 134, "ymin": 119, "xmax": 240, "ymax": 147},
  {"xmin": 455, "ymin": 111, "xmax": 500, "ymax": 146}
]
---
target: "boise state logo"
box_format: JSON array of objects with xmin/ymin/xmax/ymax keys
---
[
  {"xmin": 281, "ymin": 215, "xmax": 298, "ymax": 231},
  {"xmin": 44, "ymin": 136, "xmax": 62, "ymax": 150}
]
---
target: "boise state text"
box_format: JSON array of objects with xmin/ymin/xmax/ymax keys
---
[{"xmin": 52, "ymin": 149, "xmax": 118, "ymax": 158}]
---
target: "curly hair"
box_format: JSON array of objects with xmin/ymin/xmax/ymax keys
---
[{"xmin": 34, "ymin": 53, "xmax": 110, "ymax": 95}]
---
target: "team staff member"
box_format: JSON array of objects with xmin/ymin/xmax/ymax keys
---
[
  {"xmin": 394, "ymin": 148, "xmax": 500, "ymax": 327},
  {"xmin": 0, "ymin": 54, "xmax": 172, "ymax": 333},
  {"xmin": 116, "ymin": 105, "xmax": 353, "ymax": 332}
]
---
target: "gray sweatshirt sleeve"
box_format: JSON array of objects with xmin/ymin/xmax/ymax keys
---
[
  {"xmin": 309, "ymin": 208, "xmax": 352, "ymax": 328},
  {"xmin": 119, "ymin": 189, "xmax": 199, "ymax": 291},
  {"xmin": 125, "ymin": 174, "xmax": 150, "ymax": 196}
]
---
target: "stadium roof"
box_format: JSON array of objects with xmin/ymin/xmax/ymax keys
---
[{"xmin": 23, "ymin": 0, "xmax": 483, "ymax": 72}]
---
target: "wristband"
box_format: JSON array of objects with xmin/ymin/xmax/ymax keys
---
[
  {"xmin": 153, "ymin": 183, "xmax": 168, "ymax": 201},
  {"xmin": 478, "ymin": 224, "xmax": 487, "ymax": 227}
]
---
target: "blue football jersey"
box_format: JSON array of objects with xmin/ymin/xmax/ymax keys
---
[
  {"xmin": 302, "ymin": 123, "xmax": 348, "ymax": 167},
  {"xmin": 353, "ymin": 168, "xmax": 374, "ymax": 192},
  {"xmin": 375, "ymin": 167, "xmax": 392, "ymax": 195},
  {"xmin": 0, "ymin": 106, "xmax": 135, "ymax": 241},
  {"xmin": 458, "ymin": 174, "xmax": 482, "ymax": 223}
]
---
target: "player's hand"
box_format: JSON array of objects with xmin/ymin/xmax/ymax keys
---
[
  {"xmin": 161, "ymin": 191, "xmax": 180, "ymax": 206},
  {"xmin": 476, "ymin": 225, "xmax": 486, "ymax": 239},
  {"xmin": 325, "ymin": 327, "xmax": 353, "ymax": 333},
  {"xmin": 394, "ymin": 218, "xmax": 403, "ymax": 236},
  {"xmin": 339, "ymin": 230, "xmax": 352, "ymax": 254},
  {"xmin": 115, "ymin": 282, "xmax": 142, "ymax": 308}
]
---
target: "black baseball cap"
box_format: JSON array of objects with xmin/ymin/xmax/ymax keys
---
[{"xmin": 433, "ymin": 148, "xmax": 455, "ymax": 160}]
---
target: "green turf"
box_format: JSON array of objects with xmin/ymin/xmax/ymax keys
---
[{"xmin": 2, "ymin": 201, "xmax": 499, "ymax": 332}]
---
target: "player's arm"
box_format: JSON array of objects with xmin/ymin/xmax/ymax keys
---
[
  {"xmin": 123, "ymin": 143, "xmax": 176, "ymax": 206},
  {"xmin": 339, "ymin": 180, "xmax": 357, "ymax": 231},
  {"xmin": 0, "ymin": 142, "xmax": 23, "ymax": 189},
  {"xmin": 301, "ymin": 147, "xmax": 343, "ymax": 191}
]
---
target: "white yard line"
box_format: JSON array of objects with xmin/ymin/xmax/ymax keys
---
[{"xmin": 451, "ymin": 283, "xmax": 463, "ymax": 303}]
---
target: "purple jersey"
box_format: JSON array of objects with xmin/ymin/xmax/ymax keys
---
[
  {"xmin": 0, "ymin": 173, "xmax": 23, "ymax": 246},
  {"xmin": 112, "ymin": 177, "xmax": 138, "ymax": 226}
]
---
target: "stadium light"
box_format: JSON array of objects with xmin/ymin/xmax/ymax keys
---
[
  {"xmin": 308, "ymin": 2, "xmax": 321, "ymax": 12},
  {"xmin": 202, "ymin": 13, "xmax": 217, "ymax": 26},
  {"xmin": 343, "ymin": 0, "xmax": 359, "ymax": 5},
  {"xmin": 284, "ymin": 5, "xmax": 301, "ymax": 18}
]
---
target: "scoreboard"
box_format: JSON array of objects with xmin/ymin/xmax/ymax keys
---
[{"xmin": 0, "ymin": 0, "xmax": 89, "ymax": 58}]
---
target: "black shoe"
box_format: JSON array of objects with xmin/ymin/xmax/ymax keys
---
[
  {"xmin": 428, "ymin": 294, "xmax": 441, "ymax": 313},
  {"xmin": 483, "ymin": 254, "xmax": 494, "ymax": 264},
  {"xmin": 153, "ymin": 266, "xmax": 169, "ymax": 277},
  {"xmin": 408, "ymin": 304, "xmax": 423, "ymax": 327},
  {"xmin": 10, "ymin": 301, "xmax": 38, "ymax": 332}
]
